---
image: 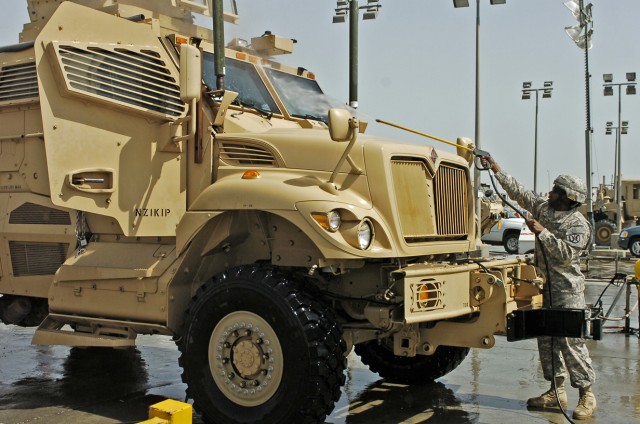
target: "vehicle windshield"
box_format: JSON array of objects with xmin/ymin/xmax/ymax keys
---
[
  {"xmin": 202, "ymin": 53, "xmax": 281, "ymax": 114},
  {"xmin": 263, "ymin": 67, "xmax": 332, "ymax": 122}
]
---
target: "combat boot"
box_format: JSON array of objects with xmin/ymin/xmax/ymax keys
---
[
  {"xmin": 572, "ymin": 386, "xmax": 596, "ymax": 420},
  {"xmin": 526, "ymin": 378, "xmax": 568, "ymax": 409}
]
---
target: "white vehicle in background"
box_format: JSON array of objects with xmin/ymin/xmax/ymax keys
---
[
  {"xmin": 482, "ymin": 211, "xmax": 524, "ymax": 254},
  {"xmin": 518, "ymin": 222, "xmax": 536, "ymax": 254}
]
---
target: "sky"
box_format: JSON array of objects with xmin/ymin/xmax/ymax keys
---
[{"xmin": 1, "ymin": 0, "xmax": 639, "ymax": 194}]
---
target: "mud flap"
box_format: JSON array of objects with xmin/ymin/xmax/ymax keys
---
[{"xmin": 507, "ymin": 308, "xmax": 602, "ymax": 341}]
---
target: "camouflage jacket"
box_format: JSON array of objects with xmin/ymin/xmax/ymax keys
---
[{"xmin": 494, "ymin": 171, "xmax": 592, "ymax": 305}]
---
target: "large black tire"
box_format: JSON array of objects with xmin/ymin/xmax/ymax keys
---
[
  {"xmin": 503, "ymin": 231, "xmax": 520, "ymax": 254},
  {"xmin": 355, "ymin": 340, "xmax": 470, "ymax": 384},
  {"xmin": 594, "ymin": 220, "xmax": 616, "ymax": 246},
  {"xmin": 178, "ymin": 267, "xmax": 346, "ymax": 424},
  {"xmin": 629, "ymin": 237, "xmax": 640, "ymax": 258}
]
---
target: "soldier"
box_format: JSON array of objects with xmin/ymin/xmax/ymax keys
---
[{"xmin": 481, "ymin": 156, "xmax": 596, "ymax": 420}]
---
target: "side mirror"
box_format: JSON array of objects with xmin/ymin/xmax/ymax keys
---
[
  {"xmin": 179, "ymin": 43, "xmax": 202, "ymax": 102},
  {"xmin": 328, "ymin": 108, "xmax": 353, "ymax": 142}
]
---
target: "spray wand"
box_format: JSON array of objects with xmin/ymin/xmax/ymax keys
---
[
  {"xmin": 376, "ymin": 118, "xmax": 491, "ymax": 160},
  {"xmin": 376, "ymin": 118, "xmax": 524, "ymax": 215}
]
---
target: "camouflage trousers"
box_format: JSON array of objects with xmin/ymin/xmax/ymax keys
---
[
  {"xmin": 537, "ymin": 290, "xmax": 596, "ymax": 388},
  {"xmin": 537, "ymin": 336, "xmax": 596, "ymax": 388}
]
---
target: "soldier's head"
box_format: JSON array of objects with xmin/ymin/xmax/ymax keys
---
[{"xmin": 549, "ymin": 175, "xmax": 587, "ymax": 211}]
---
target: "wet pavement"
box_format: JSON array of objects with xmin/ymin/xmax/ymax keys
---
[{"xmin": 0, "ymin": 253, "xmax": 638, "ymax": 424}]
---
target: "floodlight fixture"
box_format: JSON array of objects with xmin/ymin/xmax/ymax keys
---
[
  {"xmin": 605, "ymin": 129, "xmax": 612, "ymax": 135},
  {"xmin": 627, "ymin": 72, "xmax": 636, "ymax": 82},
  {"xmin": 565, "ymin": 25, "xmax": 581, "ymax": 41},
  {"xmin": 542, "ymin": 89, "xmax": 552, "ymax": 98},
  {"xmin": 337, "ymin": 0, "xmax": 348, "ymax": 6},
  {"xmin": 626, "ymin": 85, "xmax": 636, "ymax": 95},
  {"xmin": 362, "ymin": 10, "xmax": 378, "ymax": 20},
  {"xmin": 603, "ymin": 86, "xmax": 614, "ymax": 96},
  {"xmin": 490, "ymin": 0, "xmax": 507, "ymax": 4},
  {"xmin": 606, "ymin": 121, "xmax": 613, "ymax": 127},
  {"xmin": 544, "ymin": 81, "xmax": 553, "ymax": 88},
  {"xmin": 522, "ymin": 92, "xmax": 531, "ymax": 100},
  {"xmin": 621, "ymin": 127, "xmax": 628, "ymax": 135},
  {"xmin": 564, "ymin": 0, "xmax": 581, "ymax": 20},
  {"xmin": 523, "ymin": 81, "xmax": 532, "ymax": 89},
  {"xmin": 453, "ymin": 0, "xmax": 470, "ymax": 7},
  {"xmin": 603, "ymin": 74, "xmax": 613, "ymax": 83},
  {"xmin": 332, "ymin": 14, "xmax": 347, "ymax": 23},
  {"xmin": 622, "ymin": 121, "xmax": 629, "ymax": 127}
]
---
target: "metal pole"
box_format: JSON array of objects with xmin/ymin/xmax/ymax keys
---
[
  {"xmin": 616, "ymin": 84, "xmax": 623, "ymax": 232},
  {"xmin": 581, "ymin": 0, "xmax": 595, "ymax": 248},
  {"xmin": 212, "ymin": 0, "xmax": 225, "ymax": 90},
  {"xmin": 349, "ymin": 0, "xmax": 358, "ymax": 109},
  {"xmin": 613, "ymin": 125, "xmax": 618, "ymax": 199},
  {"xmin": 625, "ymin": 279, "xmax": 631, "ymax": 334},
  {"xmin": 474, "ymin": 0, "xmax": 482, "ymax": 237},
  {"xmin": 534, "ymin": 90, "xmax": 539, "ymax": 194}
]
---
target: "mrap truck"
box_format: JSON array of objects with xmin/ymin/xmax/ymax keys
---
[{"xmin": 0, "ymin": 1, "xmax": 542, "ymax": 422}]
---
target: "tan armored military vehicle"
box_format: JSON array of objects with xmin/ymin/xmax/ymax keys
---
[
  {"xmin": 0, "ymin": 1, "xmax": 542, "ymax": 422},
  {"xmin": 580, "ymin": 179, "xmax": 640, "ymax": 245}
]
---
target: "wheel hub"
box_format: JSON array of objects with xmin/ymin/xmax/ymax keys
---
[
  {"xmin": 208, "ymin": 311, "xmax": 283, "ymax": 406},
  {"xmin": 233, "ymin": 339, "xmax": 261, "ymax": 377}
]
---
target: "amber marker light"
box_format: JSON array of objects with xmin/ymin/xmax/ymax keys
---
[
  {"xmin": 175, "ymin": 35, "xmax": 189, "ymax": 45},
  {"xmin": 241, "ymin": 170, "xmax": 261, "ymax": 179},
  {"xmin": 311, "ymin": 211, "xmax": 341, "ymax": 232},
  {"xmin": 419, "ymin": 284, "xmax": 430, "ymax": 301}
]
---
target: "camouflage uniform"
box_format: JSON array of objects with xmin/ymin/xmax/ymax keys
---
[{"xmin": 494, "ymin": 170, "xmax": 596, "ymax": 389}]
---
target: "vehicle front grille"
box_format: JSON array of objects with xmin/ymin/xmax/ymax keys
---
[
  {"xmin": 0, "ymin": 62, "xmax": 38, "ymax": 104},
  {"xmin": 434, "ymin": 164, "xmax": 469, "ymax": 237},
  {"xmin": 391, "ymin": 158, "xmax": 469, "ymax": 242}
]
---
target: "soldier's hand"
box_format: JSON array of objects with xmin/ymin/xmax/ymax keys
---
[
  {"xmin": 526, "ymin": 219, "xmax": 544, "ymax": 235},
  {"xmin": 480, "ymin": 155, "xmax": 500, "ymax": 173}
]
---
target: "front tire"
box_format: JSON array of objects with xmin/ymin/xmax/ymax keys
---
[
  {"xmin": 178, "ymin": 267, "xmax": 346, "ymax": 424},
  {"xmin": 629, "ymin": 237, "xmax": 640, "ymax": 258},
  {"xmin": 594, "ymin": 220, "xmax": 616, "ymax": 246},
  {"xmin": 503, "ymin": 231, "xmax": 520, "ymax": 254},
  {"xmin": 355, "ymin": 340, "xmax": 469, "ymax": 384}
]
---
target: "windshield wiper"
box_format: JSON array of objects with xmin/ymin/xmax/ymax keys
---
[
  {"xmin": 291, "ymin": 113, "xmax": 327, "ymax": 123},
  {"xmin": 233, "ymin": 99, "xmax": 273, "ymax": 120}
]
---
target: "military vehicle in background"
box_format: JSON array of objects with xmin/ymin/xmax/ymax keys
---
[
  {"xmin": 582, "ymin": 179, "xmax": 640, "ymax": 246},
  {"xmin": 0, "ymin": 1, "xmax": 542, "ymax": 422},
  {"xmin": 478, "ymin": 183, "xmax": 505, "ymax": 238}
]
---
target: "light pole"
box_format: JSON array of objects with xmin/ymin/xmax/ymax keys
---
[
  {"xmin": 452, "ymin": 0, "xmax": 506, "ymax": 235},
  {"xmin": 603, "ymin": 73, "xmax": 636, "ymax": 240},
  {"xmin": 521, "ymin": 81, "xmax": 553, "ymax": 194},
  {"xmin": 333, "ymin": 0, "xmax": 382, "ymax": 109},
  {"xmin": 605, "ymin": 121, "xmax": 629, "ymax": 199},
  {"xmin": 564, "ymin": 0, "xmax": 594, "ymax": 248}
]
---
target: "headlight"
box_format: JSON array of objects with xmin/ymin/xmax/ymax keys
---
[
  {"xmin": 356, "ymin": 219, "xmax": 373, "ymax": 250},
  {"xmin": 620, "ymin": 231, "xmax": 628, "ymax": 238},
  {"xmin": 312, "ymin": 210, "xmax": 341, "ymax": 232}
]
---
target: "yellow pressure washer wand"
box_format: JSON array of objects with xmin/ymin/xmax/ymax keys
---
[{"xmin": 375, "ymin": 118, "xmax": 491, "ymax": 158}]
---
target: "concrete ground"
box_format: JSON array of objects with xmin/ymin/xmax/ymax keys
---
[{"xmin": 0, "ymin": 254, "xmax": 638, "ymax": 424}]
